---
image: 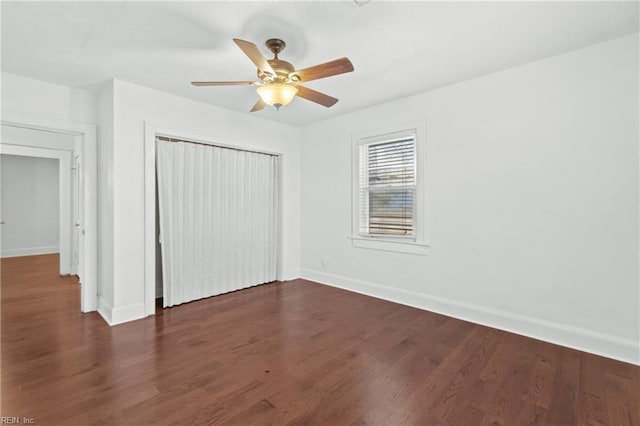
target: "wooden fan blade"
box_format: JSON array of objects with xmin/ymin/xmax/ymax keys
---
[
  {"xmin": 233, "ymin": 38, "xmax": 275, "ymax": 75},
  {"xmin": 294, "ymin": 57, "xmax": 354, "ymax": 82},
  {"xmin": 191, "ymin": 81, "xmax": 258, "ymax": 86},
  {"xmin": 250, "ymin": 98, "xmax": 266, "ymax": 112},
  {"xmin": 191, "ymin": 81, "xmax": 257, "ymax": 86},
  {"xmin": 296, "ymin": 86, "xmax": 338, "ymax": 108}
]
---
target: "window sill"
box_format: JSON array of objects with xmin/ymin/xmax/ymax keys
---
[{"xmin": 348, "ymin": 236, "xmax": 429, "ymax": 256}]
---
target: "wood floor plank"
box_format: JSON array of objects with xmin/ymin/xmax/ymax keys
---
[
  {"xmin": 2, "ymin": 254, "xmax": 638, "ymax": 425},
  {"xmin": 546, "ymin": 352, "xmax": 582, "ymax": 425}
]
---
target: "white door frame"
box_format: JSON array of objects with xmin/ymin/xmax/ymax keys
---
[
  {"xmin": 0, "ymin": 145, "xmax": 72, "ymax": 274},
  {"xmin": 0, "ymin": 114, "xmax": 98, "ymax": 313}
]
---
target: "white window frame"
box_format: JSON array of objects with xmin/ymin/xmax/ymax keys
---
[{"xmin": 351, "ymin": 121, "xmax": 428, "ymax": 255}]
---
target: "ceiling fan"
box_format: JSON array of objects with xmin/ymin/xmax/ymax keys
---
[{"xmin": 191, "ymin": 38, "xmax": 354, "ymax": 112}]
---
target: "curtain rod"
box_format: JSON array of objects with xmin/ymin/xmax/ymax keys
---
[{"xmin": 156, "ymin": 136, "xmax": 278, "ymax": 157}]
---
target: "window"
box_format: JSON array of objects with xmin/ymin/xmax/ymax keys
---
[
  {"xmin": 352, "ymin": 123, "xmax": 427, "ymax": 255},
  {"xmin": 358, "ymin": 135, "xmax": 416, "ymax": 238}
]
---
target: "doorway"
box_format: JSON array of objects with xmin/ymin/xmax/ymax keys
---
[
  {"xmin": 0, "ymin": 114, "xmax": 97, "ymax": 313},
  {"xmin": 1, "ymin": 150, "xmax": 72, "ymax": 275}
]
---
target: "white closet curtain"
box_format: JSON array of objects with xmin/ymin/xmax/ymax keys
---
[{"xmin": 156, "ymin": 139, "xmax": 279, "ymax": 307}]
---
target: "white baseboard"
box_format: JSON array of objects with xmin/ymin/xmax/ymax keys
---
[
  {"xmin": 98, "ymin": 296, "xmax": 113, "ymax": 325},
  {"xmin": 98, "ymin": 297, "xmax": 146, "ymax": 326},
  {"xmin": 300, "ymin": 269, "xmax": 640, "ymax": 366},
  {"xmin": 2, "ymin": 246, "xmax": 59, "ymax": 258},
  {"xmin": 111, "ymin": 302, "xmax": 146, "ymax": 325}
]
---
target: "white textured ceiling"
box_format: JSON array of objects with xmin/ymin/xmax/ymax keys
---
[{"xmin": 2, "ymin": 1, "xmax": 638, "ymax": 126}]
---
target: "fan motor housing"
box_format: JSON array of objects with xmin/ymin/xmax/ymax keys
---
[{"xmin": 259, "ymin": 58, "xmax": 298, "ymax": 83}]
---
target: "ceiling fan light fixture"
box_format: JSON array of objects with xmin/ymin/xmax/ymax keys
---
[
  {"xmin": 257, "ymin": 83, "xmax": 298, "ymax": 108},
  {"xmin": 192, "ymin": 38, "xmax": 354, "ymax": 111}
]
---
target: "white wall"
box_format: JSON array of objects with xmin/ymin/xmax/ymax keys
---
[
  {"xmin": 1, "ymin": 154, "xmax": 59, "ymax": 257},
  {"xmin": 1, "ymin": 72, "xmax": 97, "ymax": 124},
  {"xmin": 96, "ymin": 81, "xmax": 115, "ymax": 312},
  {"xmin": 300, "ymin": 34, "xmax": 639, "ymax": 364},
  {"xmin": 104, "ymin": 79, "xmax": 302, "ymax": 324}
]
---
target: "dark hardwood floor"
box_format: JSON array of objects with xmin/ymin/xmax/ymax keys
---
[{"xmin": 1, "ymin": 254, "xmax": 638, "ymax": 425}]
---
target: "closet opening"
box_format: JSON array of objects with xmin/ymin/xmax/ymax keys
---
[{"xmin": 153, "ymin": 135, "xmax": 281, "ymax": 310}]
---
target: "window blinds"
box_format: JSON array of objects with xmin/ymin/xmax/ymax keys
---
[{"xmin": 359, "ymin": 136, "xmax": 416, "ymax": 236}]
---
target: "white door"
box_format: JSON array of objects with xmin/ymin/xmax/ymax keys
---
[{"xmin": 71, "ymin": 154, "xmax": 81, "ymax": 276}]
